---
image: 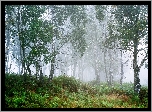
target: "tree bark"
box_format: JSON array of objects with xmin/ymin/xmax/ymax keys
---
[
  {"xmin": 120, "ymin": 50, "xmax": 124, "ymax": 87},
  {"xmin": 108, "ymin": 49, "xmax": 113, "ymax": 86},
  {"xmin": 73, "ymin": 61, "xmax": 77, "ymax": 77},
  {"xmin": 5, "ymin": 23, "xmax": 11, "ymax": 73},
  {"xmin": 133, "ymin": 37, "xmax": 141, "ymax": 94},
  {"xmin": 39, "ymin": 67, "xmax": 43, "ymax": 85},
  {"xmin": 49, "ymin": 43, "xmax": 55, "ymax": 81},
  {"xmin": 104, "ymin": 49, "xmax": 108, "ymax": 84}
]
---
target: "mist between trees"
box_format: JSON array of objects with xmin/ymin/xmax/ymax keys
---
[{"xmin": 5, "ymin": 5, "xmax": 148, "ymax": 94}]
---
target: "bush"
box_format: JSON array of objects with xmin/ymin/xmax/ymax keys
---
[
  {"xmin": 5, "ymin": 73, "xmax": 25, "ymax": 97},
  {"xmin": 5, "ymin": 91, "xmax": 27, "ymax": 108},
  {"xmin": 80, "ymin": 83, "xmax": 98, "ymax": 95},
  {"xmin": 139, "ymin": 86, "xmax": 148, "ymax": 105},
  {"xmin": 5, "ymin": 73, "xmax": 148, "ymax": 108},
  {"xmin": 24, "ymin": 91, "xmax": 50, "ymax": 108},
  {"xmin": 51, "ymin": 75, "xmax": 81, "ymax": 93}
]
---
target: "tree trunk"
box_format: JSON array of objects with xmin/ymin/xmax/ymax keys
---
[
  {"xmin": 109, "ymin": 70, "xmax": 114, "ymax": 86},
  {"xmin": 120, "ymin": 62, "xmax": 123, "ymax": 86},
  {"xmin": 104, "ymin": 49, "xmax": 109, "ymax": 84},
  {"xmin": 78, "ymin": 59, "xmax": 83, "ymax": 81},
  {"xmin": 5, "ymin": 25, "xmax": 11, "ymax": 73},
  {"xmin": 95, "ymin": 65, "xmax": 100, "ymax": 84},
  {"xmin": 49, "ymin": 43, "xmax": 55, "ymax": 81},
  {"xmin": 108, "ymin": 49, "xmax": 113, "ymax": 86},
  {"xmin": 120, "ymin": 50, "xmax": 124, "ymax": 87},
  {"xmin": 17, "ymin": 5, "xmax": 27, "ymax": 83},
  {"xmin": 73, "ymin": 61, "xmax": 77, "ymax": 77},
  {"xmin": 50, "ymin": 58, "xmax": 55, "ymax": 80},
  {"xmin": 39, "ymin": 67, "xmax": 43, "ymax": 86},
  {"xmin": 35, "ymin": 61, "xmax": 38, "ymax": 79},
  {"xmin": 27, "ymin": 63, "xmax": 31, "ymax": 75},
  {"xmin": 133, "ymin": 38, "xmax": 141, "ymax": 94},
  {"xmin": 96, "ymin": 74, "xmax": 100, "ymax": 84}
]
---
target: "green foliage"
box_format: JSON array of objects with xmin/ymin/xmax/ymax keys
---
[
  {"xmin": 114, "ymin": 5, "xmax": 148, "ymax": 51},
  {"xmin": 51, "ymin": 75, "xmax": 81, "ymax": 93},
  {"xmin": 5, "ymin": 91, "xmax": 27, "ymax": 108},
  {"xmin": 79, "ymin": 82, "xmax": 98, "ymax": 95},
  {"xmin": 5, "ymin": 5, "xmax": 54, "ymax": 77},
  {"xmin": 69, "ymin": 26, "xmax": 87, "ymax": 57},
  {"xmin": 25, "ymin": 91, "xmax": 50, "ymax": 108},
  {"xmin": 66, "ymin": 5, "xmax": 87, "ymax": 26},
  {"xmin": 5, "ymin": 73, "xmax": 25, "ymax": 97},
  {"xmin": 95, "ymin": 5, "xmax": 106, "ymax": 22},
  {"xmin": 5, "ymin": 73, "xmax": 148, "ymax": 108},
  {"xmin": 139, "ymin": 86, "xmax": 148, "ymax": 107},
  {"xmin": 64, "ymin": 5, "xmax": 88, "ymax": 57},
  {"xmin": 104, "ymin": 5, "xmax": 148, "ymax": 94}
]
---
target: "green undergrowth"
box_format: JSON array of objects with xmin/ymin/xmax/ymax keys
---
[{"xmin": 5, "ymin": 73, "xmax": 148, "ymax": 108}]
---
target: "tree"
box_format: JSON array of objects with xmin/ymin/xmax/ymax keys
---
[
  {"xmin": 66, "ymin": 5, "xmax": 88, "ymax": 80},
  {"xmin": 5, "ymin": 5, "xmax": 15, "ymax": 73},
  {"xmin": 95, "ymin": 5, "xmax": 120, "ymax": 85},
  {"xmin": 27, "ymin": 19, "xmax": 53, "ymax": 83},
  {"xmin": 102, "ymin": 5, "xmax": 148, "ymax": 94},
  {"xmin": 5, "ymin": 5, "xmax": 53, "ymax": 83},
  {"xmin": 115, "ymin": 5, "xmax": 148, "ymax": 94},
  {"xmin": 46, "ymin": 5, "xmax": 88, "ymax": 80}
]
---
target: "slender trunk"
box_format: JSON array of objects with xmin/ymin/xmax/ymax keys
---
[
  {"xmin": 71, "ymin": 65, "xmax": 73, "ymax": 76},
  {"xmin": 17, "ymin": 6, "xmax": 27, "ymax": 83},
  {"xmin": 17, "ymin": 6, "xmax": 23, "ymax": 74},
  {"xmin": 26, "ymin": 61, "xmax": 31, "ymax": 75},
  {"xmin": 94, "ymin": 64, "xmax": 100, "ymax": 83},
  {"xmin": 50, "ymin": 59, "xmax": 54, "ymax": 80},
  {"xmin": 120, "ymin": 62, "xmax": 123, "ymax": 86},
  {"xmin": 20, "ymin": 45, "xmax": 23, "ymax": 74},
  {"xmin": 73, "ymin": 62, "xmax": 77, "ymax": 77},
  {"xmin": 104, "ymin": 49, "xmax": 108, "ymax": 84},
  {"xmin": 18, "ymin": 59, "xmax": 21, "ymax": 74},
  {"xmin": 108, "ymin": 49, "xmax": 113, "ymax": 86},
  {"xmin": 22, "ymin": 45, "xmax": 26, "ymax": 74},
  {"xmin": 36, "ymin": 62, "xmax": 39, "ymax": 79},
  {"xmin": 133, "ymin": 38, "xmax": 141, "ymax": 94},
  {"xmin": 9, "ymin": 64, "xmax": 12, "ymax": 73},
  {"xmin": 109, "ymin": 70, "xmax": 113, "ymax": 86},
  {"xmin": 78, "ymin": 60, "xmax": 80, "ymax": 80},
  {"xmin": 78, "ymin": 59, "xmax": 83, "ymax": 81},
  {"xmin": 65, "ymin": 57, "xmax": 67, "ymax": 75},
  {"xmin": 49, "ymin": 7, "xmax": 57, "ymax": 81},
  {"xmin": 5, "ymin": 25, "xmax": 11, "ymax": 73},
  {"xmin": 120, "ymin": 50, "xmax": 124, "ymax": 87},
  {"xmin": 5, "ymin": 49, "xmax": 10, "ymax": 73},
  {"xmin": 49, "ymin": 43, "xmax": 55, "ymax": 80},
  {"xmin": 39, "ymin": 67, "xmax": 43, "ymax": 85}
]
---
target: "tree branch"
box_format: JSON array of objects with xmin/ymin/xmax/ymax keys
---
[{"xmin": 139, "ymin": 51, "xmax": 148, "ymax": 69}]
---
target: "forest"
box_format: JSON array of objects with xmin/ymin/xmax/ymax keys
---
[{"xmin": 5, "ymin": 5, "xmax": 148, "ymax": 108}]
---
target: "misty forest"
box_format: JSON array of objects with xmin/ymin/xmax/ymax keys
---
[{"xmin": 5, "ymin": 5, "xmax": 148, "ymax": 108}]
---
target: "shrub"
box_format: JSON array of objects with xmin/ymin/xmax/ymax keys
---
[
  {"xmin": 51, "ymin": 75, "xmax": 81, "ymax": 93},
  {"xmin": 5, "ymin": 91, "xmax": 27, "ymax": 108},
  {"xmin": 5, "ymin": 73, "xmax": 25, "ymax": 97},
  {"xmin": 5, "ymin": 73, "xmax": 148, "ymax": 108},
  {"xmin": 25, "ymin": 91, "xmax": 50, "ymax": 108},
  {"xmin": 80, "ymin": 83, "xmax": 98, "ymax": 95},
  {"xmin": 139, "ymin": 86, "xmax": 148, "ymax": 106}
]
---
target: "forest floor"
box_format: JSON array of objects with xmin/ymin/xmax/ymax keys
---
[{"xmin": 5, "ymin": 73, "xmax": 148, "ymax": 108}]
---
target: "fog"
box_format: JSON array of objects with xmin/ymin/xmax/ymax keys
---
[{"xmin": 5, "ymin": 5, "xmax": 148, "ymax": 86}]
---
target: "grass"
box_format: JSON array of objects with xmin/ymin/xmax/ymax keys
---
[{"xmin": 5, "ymin": 73, "xmax": 148, "ymax": 108}]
